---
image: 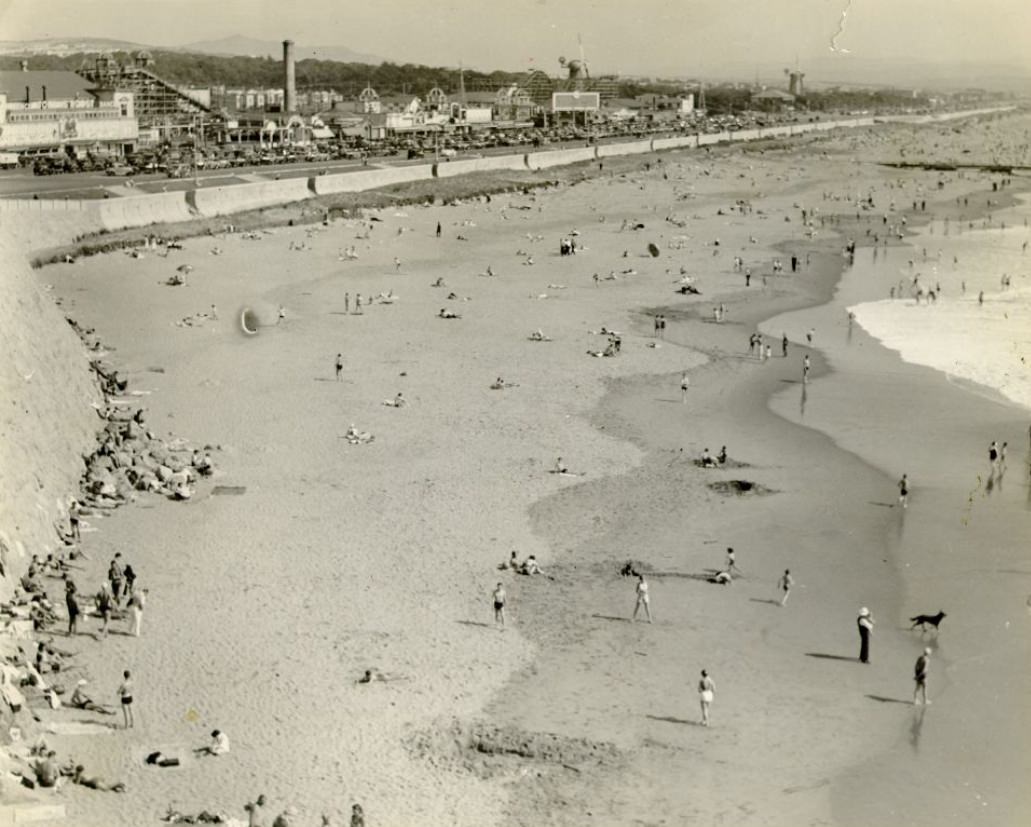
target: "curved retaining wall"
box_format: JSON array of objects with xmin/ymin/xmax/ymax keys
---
[
  {"xmin": 525, "ymin": 147, "xmax": 597, "ymax": 170},
  {"xmin": 193, "ymin": 177, "xmax": 312, "ymax": 218},
  {"xmin": 97, "ymin": 191, "xmax": 194, "ymax": 231},
  {"xmin": 597, "ymin": 139, "xmax": 653, "ymax": 158},
  {"xmin": 434, "ymin": 154, "xmax": 528, "ymax": 178},
  {"xmin": 313, "ymin": 163, "xmax": 436, "ymax": 195},
  {"xmin": 652, "ymin": 135, "xmax": 698, "ymax": 151}
]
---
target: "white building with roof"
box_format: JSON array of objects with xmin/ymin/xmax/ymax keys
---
[{"xmin": 0, "ymin": 66, "xmax": 137, "ymax": 155}]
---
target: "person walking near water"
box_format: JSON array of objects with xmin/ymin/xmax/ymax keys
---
[
  {"xmin": 802, "ymin": 355, "xmax": 810, "ymax": 384},
  {"xmin": 492, "ymin": 583, "xmax": 507, "ymax": 629},
  {"xmin": 913, "ymin": 648, "xmax": 932, "ymax": 705},
  {"xmin": 680, "ymin": 372, "xmax": 690, "ymax": 403},
  {"xmin": 898, "ymin": 474, "xmax": 909, "ymax": 508},
  {"xmin": 988, "ymin": 440, "xmax": 999, "ymax": 469},
  {"xmin": 778, "ymin": 569, "xmax": 793, "ymax": 606},
  {"xmin": 632, "ymin": 574, "xmax": 653, "ymax": 623},
  {"xmin": 698, "ymin": 669, "xmax": 715, "ymax": 726},
  {"xmin": 335, "ymin": 354, "xmax": 343, "ymax": 381},
  {"xmin": 782, "ymin": 333, "xmax": 789, "ymax": 358},
  {"xmin": 858, "ymin": 607, "xmax": 874, "ymax": 663}
]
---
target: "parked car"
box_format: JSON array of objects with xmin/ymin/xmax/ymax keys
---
[{"xmin": 105, "ymin": 164, "xmax": 135, "ymax": 177}]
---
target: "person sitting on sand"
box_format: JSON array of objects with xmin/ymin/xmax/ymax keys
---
[
  {"xmin": 194, "ymin": 729, "xmax": 230, "ymax": 757},
  {"xmin": 68, "ymin": 764, "xmax": 126, "ymax": 792},
  {"xmin": 717, "ymin": 446, "xmax": 728, "ymax": 465},
  {"xmin": 700, "ymin": 448, "xmax": 717, "ymax": 468},
  {"xmin": 520, "ymin": 556, "xmax": 544, "ymax": 576},
  {"xmin": 491, "ymin": 377, "xmax": 515, "ymax": 390},
  {"xmin": 500, "ymin": 551, "xmax": 521, "ymax": 571},
  {"xmin": 431, "ymin": 277, "xmax": 446, "ymax": 288},
  {"xmin": 70, "ymin": 680, "xmax": 115, "ymax": 715},
  {"xmin": 32, "ymin": 750, "xmax": 60, "ymax": 788},
  {"xmin": 438, "ymin": 308, "xmax": 461, "ymax": 319},
  {"xmin": 553, "ymin": 457, "xmax": 568, "ymax": 474},
  {"xmin": 529, "ymin": 329, "xmax": 550, "ymax": 342},
  {"xmin": 382, "ymin": 393, "xmax": 406, "ymax": 408},
  {"xmin": 357, "ymin": 668, "xmax": 384, "ymax": 684}
]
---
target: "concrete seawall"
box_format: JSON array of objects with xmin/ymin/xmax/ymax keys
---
[
  {"xmin": 193, "ymin": 178, "xmax": 312, "ymax": 218},
  {"xmin": 525, "ymin": 147, "xmax": 597, "ymax": 170},
  {"xmin": 434, "ymin": 154, "xmax": 528, "ymax": 178},
  {"xmin": 313, "ymin": 164, "xmax": 437, "ymax": 195}
]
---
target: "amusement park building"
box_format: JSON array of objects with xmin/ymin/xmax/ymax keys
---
[{"xmin": 0, "ymin": 67, "xmax": 137, "ymax": 155}]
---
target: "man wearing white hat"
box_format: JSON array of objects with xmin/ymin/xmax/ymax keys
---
[{"xmin": 857, "ymin": 607, "xmax": 874, "ymax": 664}]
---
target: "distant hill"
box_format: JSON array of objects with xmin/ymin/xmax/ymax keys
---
[
  {"xmin": 179, "ymin": 36, "xmax": 387, "ymax": 66},
  {"xmin": 0, "ymin": 37, "xmax": 151, "ymax": 57}
]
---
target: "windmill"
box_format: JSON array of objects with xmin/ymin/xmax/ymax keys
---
[{"xmin": 558, "ymin": 33, "xmax": 590, "ymax": 89}]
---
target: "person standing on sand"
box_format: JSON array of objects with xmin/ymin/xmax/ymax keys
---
[
  {"xmin": 727, "ymin": 547, "xmax": 743, "ymax": 576},
  {"xmin": 632, "ymin": 574, "xmax": 653, "ymax": 623},
  {"xmin": 344, "ymin": 293, "xmax": 350, "ymax": 314},
  {"xmin": 65, "ymin": 580, "xmax": 79, "ymax": 636},
  {"xmin": 858, "ymin": 607, "xmax": 874, "ymax": 663},
  {"xmin": 913, "ymin": 647, "xmax": 932, "ymax": 705},
  {"xmin": 128, "ymin": 588, "xmax": 146, "ymax": 637},
  {"xmin": 782, "ymin": 334, "xmax": 789, "ymax": 358},
  {"xmin": 988, "ymin": 440, "xmax": 999, "ymax": 469},
  {"xmin": 436, "ymin": 221, "xmax": 442, "ymax": 238},
  {"xmin": 681, "ymin": 372, "xmax": 690, "ymax": 403},
  {"xmin": 117, "ymin": 669, "xmax": 134, "ymax": 729},
  {"xmin": 335, "ymin": 354, "xmax": 343, "ymax": 381},
  {"xmin": 698, "ymin": 669, "xmax": 715, "ymax": 726},
  {"xmin": 898, "ymin": 474, "xmax": 909, "ymax": 508},
  {"xmin": 492, "ymin": 583, "xmax": 507, "ymax": 629},
  {"xmin": 778, "ymin": 569, "xmax": 793, "ymax": 606},
  {"xmin": 802, "ymin": 355, "xmax": 811, "ymax": 384}
]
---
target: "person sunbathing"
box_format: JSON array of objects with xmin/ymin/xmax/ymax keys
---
[
  {"xmin": 382, "ymin": 393, "xmax": 406, "ymax": 408},
  {"xmin": 68, "ymin": 764, "xmax": 126, "ymax": 792},
  {"xmin": 438, "ymin": 308, "xmax": 461, "ymax": 319},
  {"xmin": 709, "ymin": 571, "xmax": 733, "ymax": 585}
]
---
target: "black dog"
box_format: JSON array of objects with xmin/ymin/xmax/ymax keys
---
[{"xmin": 909, "ymin": 610, "xmax": 947, "ymax": 631}]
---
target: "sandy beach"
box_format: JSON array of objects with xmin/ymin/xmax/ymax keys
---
[{"xmin": 9, "ymin": 113, "xmax": 1031, "ymax": 826}]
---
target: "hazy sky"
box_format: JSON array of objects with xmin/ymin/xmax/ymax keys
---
[{"xmin": 2, "ymin": 0, "xmax": 1029, "ymax": 76}]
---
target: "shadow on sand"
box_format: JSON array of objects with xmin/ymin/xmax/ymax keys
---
[
  {"xmin": 591, "ymin": 614, "xmax": 630, "ymax": 623},
  {"xmin": 455, "ymin": 620, "xmax": 491, "ymax": 629},
  {"xmin": 866, "ymin": 694, "xmax": 912, "ymax": 705},
  {"xmin": 646, "ymin": 714, "xmax": 699, "ymax": 726},
  {"xmin": 748, "ymin": 598, "xmax": 782, "ymax": 606},
  {"xmin": 805, "ymin": 652, "xmax": 857, "ymax": 662}
]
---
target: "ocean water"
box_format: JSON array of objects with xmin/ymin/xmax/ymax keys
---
[
  {"xmin": 760, "ymin": 192, "xmax": 1031, "ymax": 826},
  {"xmin": 849, "ymin": 219, "xmax": 1031, "ymax": 413}
]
